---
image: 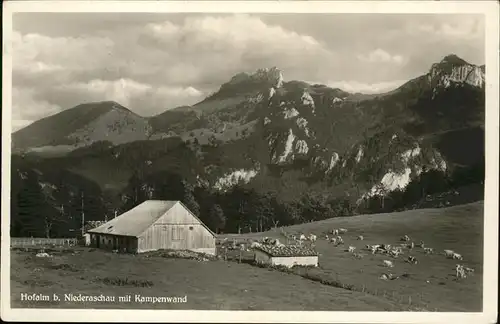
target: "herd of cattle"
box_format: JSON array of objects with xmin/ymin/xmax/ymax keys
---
[{"xmin": 218, "ymin": 227, "xmax": 476, "ymax": 281}]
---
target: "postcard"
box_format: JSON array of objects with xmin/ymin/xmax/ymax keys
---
[{"xmin": 1, "ymin": 1, "xmax": 498, "ymax": 323}]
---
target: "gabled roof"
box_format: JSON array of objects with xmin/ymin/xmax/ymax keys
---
[
  {"xmin": 255, "ymin": 245, "xmax": 318, "ymax": 257},
  {"xmin": 88, "ymin": 200, "xmax": 178, "ymax": 237}
]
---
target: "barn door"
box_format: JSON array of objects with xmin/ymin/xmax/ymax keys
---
[{"xmin": 171, "ymin": 226, "xmax": 186, "ymax": 249}]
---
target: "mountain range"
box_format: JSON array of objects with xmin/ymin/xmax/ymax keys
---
[{"xmin": 10, "ymin": 54, "xmax": 485, "ymax": 237}]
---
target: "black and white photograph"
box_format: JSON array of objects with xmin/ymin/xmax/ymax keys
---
[{"xmin": 1, "ymin": 1, "xmax": 498, "ymax": 323}]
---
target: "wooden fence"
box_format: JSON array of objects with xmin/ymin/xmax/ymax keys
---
[{"xmin": 10, "ymin": 237, "xmax": 78, "ymax": 247}]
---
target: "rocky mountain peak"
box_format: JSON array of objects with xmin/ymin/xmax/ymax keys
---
[
  {"xmin": 440, "ymin": 54, "xmax": 469, "ymax": 66},
  {"xmin": 204, "ymin": 67, "xmax": 284, "ymax": 102},
  {"xmin": 251, "ymin": 67, "xmax": 284, "ymax": 88},
  {"xmin": 428, "ymin": 54, "xmax": 484, "ymax": 89}
]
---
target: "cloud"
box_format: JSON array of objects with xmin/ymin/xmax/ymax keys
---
[
  {"xmin": 10, "ymin": 13, "xmax": 485, "ymax": 129},
  {"xmin": 357, "ymin": 49, "xmax": 404, "ymax": 65},
  {"xmin": 12, "ymin": 14, "xmax": 338, "ymax": 126},
  {"xmin": 50, "ymin": 79, "xmax": 204, "ymax": 115},
  {"xmin": 137, "ymin": 14, "xmax": 336, "ymax": 85},
  {"xmin": 413, "ymin": 17, "xmax": 484, "ymax": 41},
  {"xmin": 326, "ymin": 79, "xmax": 407, "ymax": 94},
  {"xmin": 11, "ymin": 87, "xmax": 62, "ymax": 131}
]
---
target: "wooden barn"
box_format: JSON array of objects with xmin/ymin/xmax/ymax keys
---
[
  {"xmin": 254, "ymin": 245, "xmax": 319, "ymax": 268},
  {"xmin": 87, "ymin": 200, "xmax": 216, "ymax": 255}
]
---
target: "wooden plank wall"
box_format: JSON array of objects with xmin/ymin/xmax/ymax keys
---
[{"xmin": 138, "ymin": 203, "xmax": 215, "ymax": 252}]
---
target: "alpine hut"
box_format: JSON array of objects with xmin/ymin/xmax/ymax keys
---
[
  {"xmin": 254, "ymin": 245, "xmax": 319, "ymax": 268},
  {"xmin": 87, "ymin": 200, "xmax": 216, "ymax": 255}
]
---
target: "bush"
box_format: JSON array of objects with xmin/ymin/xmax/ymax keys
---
[
  {"xmin": 95, "ymin": 276, "xmax": 154, "ymax": 287},
  {"xmin": 50, "ymin": 263, "xmax": 79, "ymax": 272}
]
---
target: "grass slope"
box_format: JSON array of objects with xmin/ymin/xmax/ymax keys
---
[
  {"xmin": 11, "ymin": 202, "xmax": 483, "ymax": 311},
  {"xmin": 220, "ymin": 201, "xmax": 484, "ymax": 311},
  {"xmin": 11, "ymin": 248, "xmax": 399, "ymax": 311}
]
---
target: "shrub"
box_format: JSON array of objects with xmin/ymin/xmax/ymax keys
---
[
  {"xmin": 50, "ymin": 263, "xmax": 79, "ymax": 272},
  {"xmin": 95, "ymin": 276, "xmax": 154, "ymax": 288}
]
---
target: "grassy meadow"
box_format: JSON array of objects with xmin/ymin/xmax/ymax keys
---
[{"xmin": 10, "ymin": 202, "xmax": 483, "ymax": 311}]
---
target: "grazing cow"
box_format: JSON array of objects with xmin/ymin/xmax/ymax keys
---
[
  {"xmin": 331, "ymin": 229, "xmax": 339, "ymax": 236},
  {"xmin": 423, "ymin": 247, "xmax": 434, "ymax": 254},
  {"xmin": 329, "ymin": 237, "xmax": 337, "ymax": 245},
  {"xmin": 299, "ymin": 234, "xmax": 307, "ymax": 241},
  {"xmin": 368, "ymin": 244, "xmax": 380, "ymax": 254},
  {"xmin": 389, "ymin": 250, "xmax": 400, "ymax": 258},
  {"xmin": 401, "ymin": 235, "xmax": 410, "ymax": 242},
  {"xmin": 374, "ymin": 247, "xmax": 386, "ymax": 254},
  {"xmin": 407, "ymin": 256, "xmax": 418, "ymax": 264},
  {"xmin": 308, "ymin": 234, "xmax": 317, "ymax": 242},
  {"xmin": 357, "ymin": 235, "xmax": 364, "ymax": 241},
  {"xmin": 444, "ymin": 249, "xmax": 455, "ymax": 258},
  {"xmin": 383, "ymin": 260, "xmax": 394, "ymax": 268},
  {"xmin": 338, "ymin": 228, "xmax": 348, "ymax": 234},
  {"xmin": 380, "ymin": 273, "xmax": 398, "ymax": 280},
  {"xmin": 452, "ymin": 253, "xmax": 463, "ymax": 261},
  {"xmin": 455, "ymin": 264, "xmax": 467, "ymax": 279},
  {"xmin": 347, "ymin": 246, "xmax": 356, "ymax": 253}
]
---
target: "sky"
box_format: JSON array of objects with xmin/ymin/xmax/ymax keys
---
[{"xmin": 11, "ymin": 13, "xmax": 485, "ymax": 131}]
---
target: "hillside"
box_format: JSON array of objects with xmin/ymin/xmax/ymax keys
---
[
  {"xmin": 12, "ymin": 101, "xmax": 152, "ymax": 153},
  {"xmin": 10, "ymin": 54, "xmax": 485, "ymax": 237},
  {"xmin": 220, "ymin": 201, "xmax": 484, "ymax": 312}
]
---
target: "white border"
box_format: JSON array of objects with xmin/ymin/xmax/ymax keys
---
[{"xmin": 1, "ymin": 1, "xmax": 499, "ymax": 323}]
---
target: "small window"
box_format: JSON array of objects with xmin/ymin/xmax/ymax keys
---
[{"xmin": 189, "ymin": 226, "xmax": 194, "ymax": 231}]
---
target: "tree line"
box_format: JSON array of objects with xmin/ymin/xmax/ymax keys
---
[{"xmin": 10, "ymin": 159, "xmax": 483, "ymax": 237}]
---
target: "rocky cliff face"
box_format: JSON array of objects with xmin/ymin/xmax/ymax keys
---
[{"xmin": 428, "ymin": 54, "xmax": 485, "ymax": 90}]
